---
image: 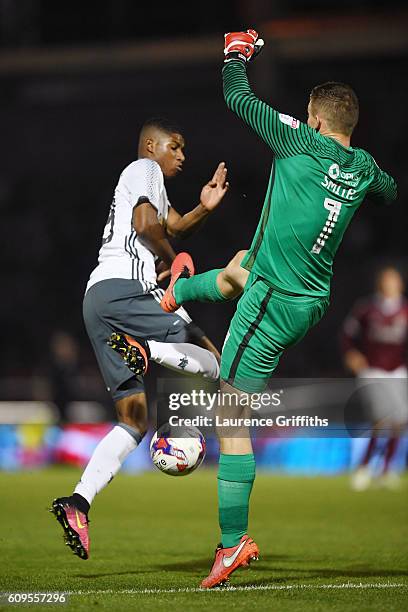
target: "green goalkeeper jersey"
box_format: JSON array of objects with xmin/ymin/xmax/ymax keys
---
[{"xmin": 223, "ymin": 62, "xmax": 397, "ymax": 298}]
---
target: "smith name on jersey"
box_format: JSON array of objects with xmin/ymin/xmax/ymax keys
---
[{"xmin": 86, "ymin": 159, "xmax": 170, "ymax": 293}]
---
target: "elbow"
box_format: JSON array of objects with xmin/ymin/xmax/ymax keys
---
[
  {"xmin": 135, "ymin": 224, "xmax": 147, "ymax": 239},
  {"xmin": 166, "ymin": 221, "xmax": 194, "ymax": 240},
  {"xmin": 224, "ymin": 89, "xmax": 252, "ymax": 114},
  {"xmin": 135, "ymin": 224, "xmax": 153, "ymax": 246},
  {"xmin": 384, "ymin": 185, "xmax": 398, "ymax": 205},
  {"xmin": 166, "ymin": 225, "xmax": 184, "ymax": 239}
]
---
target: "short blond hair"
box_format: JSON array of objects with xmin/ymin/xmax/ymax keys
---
[{"xmin": 310, "ymin": 82, "xmax": 359, "ymax": 137}]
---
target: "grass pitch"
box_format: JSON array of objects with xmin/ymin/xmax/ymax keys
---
[{"xmin": 0, "ymin": 467, "xmax": 407, "ymax": 611}]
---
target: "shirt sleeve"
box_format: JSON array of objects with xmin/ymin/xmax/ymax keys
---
[
  {"xmin": 125, "ymin": 159, "xmax": 163, "ymax": 211},
  {"xmin": 367, "ymin": 156, "xmax": 397, "ymax": 205},
  {"xmin": 222, "ymin": 61, "xmax": 316, "ymax": 159}
]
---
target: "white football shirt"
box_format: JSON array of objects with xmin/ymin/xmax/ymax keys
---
[{"xmin": 86, "ymin": 158, "xmax": 171, "ymax": 293}]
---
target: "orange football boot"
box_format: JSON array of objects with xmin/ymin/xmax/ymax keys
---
[
  {"xmin": 107, "ymin": 333, "xmax": 149, "ymax": 375},
  {"xmin": 160, "ymin": 252, "xmax": 195, "ymax": 313},
  {"xmin": 201, "ymin": 535, "xmax": 259, "ymax": 588}
]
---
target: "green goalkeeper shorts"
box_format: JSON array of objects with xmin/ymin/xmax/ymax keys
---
[{"xmin": 220, "ymin": 273, "xmax": 329, "ymax": 392}]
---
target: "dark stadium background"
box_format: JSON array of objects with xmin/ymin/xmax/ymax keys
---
[{"xmin": 1, "ymin": 0, "xmax": 407, "ymax": 407}]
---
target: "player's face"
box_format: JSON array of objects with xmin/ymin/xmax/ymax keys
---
[
  {"xmin": 153, "ymin": 132, "xmax": 185, "ymax": 178},
  {"xmin": 377, "ymin": 268, "xmax": 404, "ymax": 298}
]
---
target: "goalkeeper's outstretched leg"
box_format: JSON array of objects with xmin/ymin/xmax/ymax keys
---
[{"xmin": 161, "ymin": 249, "xmax": 249, "ymax": 313}]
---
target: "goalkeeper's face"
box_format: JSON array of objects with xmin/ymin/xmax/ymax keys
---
[{"xmin": 153, "ymin": 132, "xmax": 185, "ymax": 178}]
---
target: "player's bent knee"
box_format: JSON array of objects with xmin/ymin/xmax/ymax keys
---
[
  {"xmin": 222, "ymin": 250, "xmax": 249, "ymax": 295},
  {"xmin": 228, "ymin": 249, "xmax": 247, "ymax": 267},
  {"xmin": 226, "ymin": 250, "xmax": 248, "ymax": 275},
  {"xmin": 115, "ymin": 393, "xmax": 148, "ymax": 436},
  {"xmin": 234, "ymin": 249, "xmax": 248, "ymax": 264}
]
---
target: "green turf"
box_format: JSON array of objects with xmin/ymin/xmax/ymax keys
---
[{"xmin": 0, "ymin": 467, "xmax": 407, "ymax": 611}]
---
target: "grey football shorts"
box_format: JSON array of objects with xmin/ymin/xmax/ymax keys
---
[{"xmin": 83, "ymin": 279, "xmax": 200, "ymax": 401}]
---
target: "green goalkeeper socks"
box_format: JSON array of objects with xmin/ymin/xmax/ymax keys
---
[
  {"xmin": 173, "ymin": 268, "xmax": 228, "ymax": 305},
  {"xmin": 218, "ymin": 453, "xmax": 256, "ymax": 548}
]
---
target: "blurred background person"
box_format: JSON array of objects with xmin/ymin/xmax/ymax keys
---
[
  {"xmin": 342, "ymin": 266, "xmax": 408, "ymax": 489},
  {"xmin": 48, "ymin": 331, "xmax": 80, "ymax": 424}
]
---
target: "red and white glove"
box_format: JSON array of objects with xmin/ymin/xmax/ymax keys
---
[{"xmin": 224, "ymin": 29, "xmax": 264, "ymax": 63}]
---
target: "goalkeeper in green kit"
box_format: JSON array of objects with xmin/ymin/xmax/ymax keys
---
[{"xmin": 159, "ymin": 29, "xmax": 397, "ymax": 587}]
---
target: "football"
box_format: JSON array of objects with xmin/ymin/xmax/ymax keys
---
[{"xmin": 150, "ymin": 423, "xmax": 206, "ymax": 476}]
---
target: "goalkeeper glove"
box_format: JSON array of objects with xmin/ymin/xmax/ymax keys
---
[{"xmin": 224, "ymin": 29, "xmax": 264, "ymax": 63}]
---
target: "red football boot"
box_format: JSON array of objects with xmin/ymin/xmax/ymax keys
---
[
  {"xmin": 51, "ymin": 497, "xmax": 90, "ymax": 560},
  {"xmin": 160, "ymin": 252, "xmax": 195, "ymax": 313},
  {"xmin": 200, "ymin": 535, "xmax": 259, "ymax": 589}
]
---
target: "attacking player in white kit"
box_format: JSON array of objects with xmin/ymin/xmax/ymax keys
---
[
  {"xmin": 50, "ymin": 118, "xmax": 229, "ymax": 559},
  {"xmin": 342, "ymin": 266, "xmax": 408, "ymax": 490}
]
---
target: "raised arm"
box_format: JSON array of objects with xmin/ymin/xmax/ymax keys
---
[
  {"xmin": 132, "ymin": 160, "xmax": 228, "ymax": 279},
  {"xmin": 166, "ymin": 162, "xmax": 229, "ymax": 238},
  {"xmin": 222, "ymin": 59, "xmax": 314, "ymax": 158}
]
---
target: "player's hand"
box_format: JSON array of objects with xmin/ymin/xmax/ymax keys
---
[
  {"xmin": 199, "ymin": 162, "xmax": 229, "ymax": 212},
  {"xmin": 156, "ymin": 260, "xmax": 171, "ymax": 282},
  {"xmin": 224, "ymin": 29, "xmax": 264, "ymax": 63}
]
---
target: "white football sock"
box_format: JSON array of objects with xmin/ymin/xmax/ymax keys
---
[
  {"xmin": 74, "ymin": 425, "xmax": 139, "ymax": 505},
  {"xmin": 147, "ymin": 341, "xmax": 219, "ymax": 380}
]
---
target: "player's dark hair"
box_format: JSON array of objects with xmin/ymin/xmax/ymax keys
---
[
  {"xmin": 141, "ymin": 117, "xmax": 182, "ymax": 137},
  {"xmin": 310, "ymin": 82, "xmax": 359, "ymax": 137}
]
